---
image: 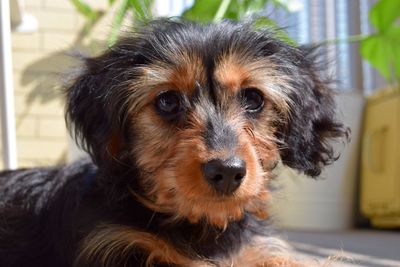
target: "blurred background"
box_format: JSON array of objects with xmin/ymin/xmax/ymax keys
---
[{"xmin": 0, "ymin": 0, "xmax": 399, "ymax": 266}]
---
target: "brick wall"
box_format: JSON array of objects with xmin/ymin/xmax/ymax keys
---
[{"xmin": 7, "ymin": 0, "xmax": 110, "ymax": 168}]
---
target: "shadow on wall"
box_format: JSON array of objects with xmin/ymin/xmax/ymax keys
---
[
  {"xmin": 13, "ymin": 14, "xmax": 107, "ymax": 166},
  {"xmin": 20, "ymin": 18, "xmax": 106, "ymax": 108}
]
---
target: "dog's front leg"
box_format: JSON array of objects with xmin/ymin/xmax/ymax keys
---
[{"xmin": 228, "ymin": 236, "xmax": 305, "ymax": 267}]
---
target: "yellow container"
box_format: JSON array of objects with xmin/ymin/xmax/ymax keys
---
[{"xmin": 360, "ymin": 86, "xmax": 400, "ymax": 228}]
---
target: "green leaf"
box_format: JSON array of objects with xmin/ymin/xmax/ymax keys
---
[
  {"xmin": 369, "ymin": 0, "xmax": 400, "ymax": 32},
  {"xmin": 107, "ymin": 0, "xmax": 154, "ymax": 46},
  {"xmin": 182, "ymin": 0, "xmax": 222, "ymax": 22},
  {"xmin": 128, "ymin": 0, "xmax": 153, "ymax": 21},
  {"xmin": 108, "ymin": 0, "xmax": 130, "ymax": 46},
  {"xmin": 360, "ymin": 34, "xmax": 393, "ymax": 81},
  {"xmin": 70, "ymin": 0, "xmax": 99, "ymax": 22},
  {"xmin": 213, "ymin": 0, "xmax": 232, "ymax": 21},
  {"xmin": 224, "ymin": 0, "xmax": 241, "ymax": 20},
  {"xmin": 109, "ymin": 0, "xmax": 117, "ymax": 5},
  {"xmin": 360, "ymin": 0, "xmax": 400, "ymax": 83}
]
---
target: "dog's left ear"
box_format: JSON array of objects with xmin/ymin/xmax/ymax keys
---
[{"xmin": 275, "ymin": 46, "xmax": 349, "ymax": 177}]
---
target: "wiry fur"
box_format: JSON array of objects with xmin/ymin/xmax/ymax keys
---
[{"xmin": 0, "ymin": 19, "xmax": 348, "ymax": 267}]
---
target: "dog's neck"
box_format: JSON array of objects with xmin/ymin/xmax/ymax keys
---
[
  {"xmin": 93, "ymin": 169, "xmax": 270, "ymax": 260},
  {"xmin": 118, "ymin": 189, "xmax": 268, "ymax": 260}
]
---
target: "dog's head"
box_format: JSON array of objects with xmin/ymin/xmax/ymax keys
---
[{"xmin": 66, "ymin": 19, "xmax": 348, "ymax": 228}]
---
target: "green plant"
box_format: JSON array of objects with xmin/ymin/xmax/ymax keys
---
[
  {"xmin": 182, "ymin": 0, "xmax": 287, "ymax": 22},
  {"xmin": 360, "ymin": 0, "xmax": 400, "ymax": 85},
  {"xmin": 69, "ymin": 0, "xmax": 291, "ymax": 46},
  {"xmin": 70, "ymin": 0, "xmax": 153, "ymax": 45}
]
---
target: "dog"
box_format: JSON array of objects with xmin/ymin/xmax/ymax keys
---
[{"xmin": 0, "ymin": 19, "xmax": 348, "ymax": 267}]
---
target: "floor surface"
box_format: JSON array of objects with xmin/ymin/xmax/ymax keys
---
[{"xmin": 282, "ymin": 229, "xmax": 400, "ymax": 267}]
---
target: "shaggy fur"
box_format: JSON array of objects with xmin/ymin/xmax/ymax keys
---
[{"xmin": 0, "ymin": 19, "xmax": 348, "ymax": 267}]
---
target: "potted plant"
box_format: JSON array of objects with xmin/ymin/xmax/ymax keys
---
[{"xmin": 358, "ymin": 0, "xmax": 400, "ymax": 228}]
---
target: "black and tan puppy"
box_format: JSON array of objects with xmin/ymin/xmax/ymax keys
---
[{"xmin": 0, "ymin": 19, "xmax": 348, "ymax": 267}]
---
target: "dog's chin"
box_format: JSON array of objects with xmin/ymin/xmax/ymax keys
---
[
  {"xmin": 155, "ymin": 189, "xmax": 269, "ymax": 229},
  {"xmin": 178, "ymin": 191, "xmax": 270, "ymax": 228},
  {"xmin": 172, "ymin": 196, "xmax": 247, "ymax": 228}
]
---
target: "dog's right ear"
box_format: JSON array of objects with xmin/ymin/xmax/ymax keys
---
[{"xmin": 65, "ymin": 51, "xmax": 135, "ymax": 168}]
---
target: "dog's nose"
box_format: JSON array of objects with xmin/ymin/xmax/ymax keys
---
[{"xmin": 203, "ymin": 157, "xmax": 246, "ymax": 195}]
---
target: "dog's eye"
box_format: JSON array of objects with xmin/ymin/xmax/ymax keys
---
[
  {"xmin": 241, "ymin": 88, "xmax": 264, "ymax": 113},
  {"xmin": 155, "ymin": 91, "xmax": 183, "ymax": 119}
]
